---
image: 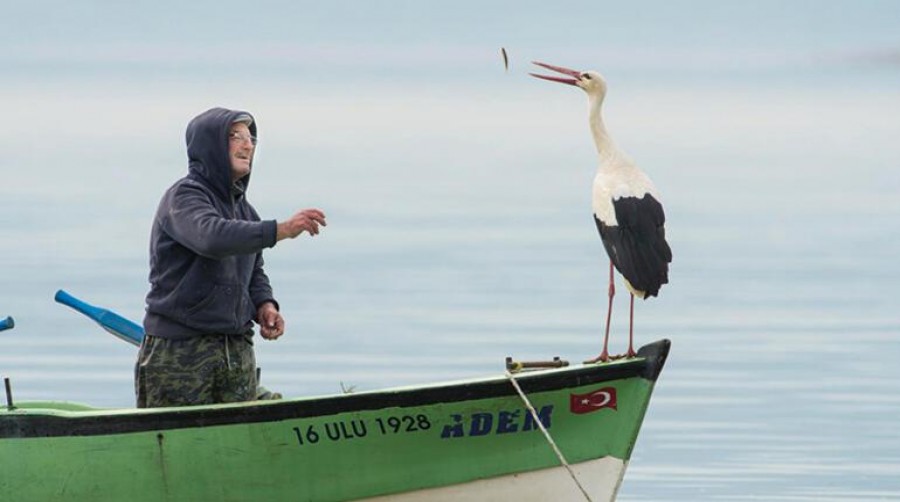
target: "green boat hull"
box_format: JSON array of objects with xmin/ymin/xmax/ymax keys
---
[{"xmin": 0, "ymin": 339, "xmax": 670, "ymax": 501}]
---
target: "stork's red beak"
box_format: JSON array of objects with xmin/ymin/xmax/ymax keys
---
[{"xmin": 529, "ymin": 61, "xmax": 580, "ymax": 86}]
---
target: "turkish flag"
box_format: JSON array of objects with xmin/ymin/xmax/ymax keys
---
[{"xmin": 570, "ymin": 387, "xmax": 617, "ymax": 414}]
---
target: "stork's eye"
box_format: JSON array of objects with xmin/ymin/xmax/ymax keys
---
[{"xmin": 582, "ymin": 73, "xmax": 592, "ymax": 80}]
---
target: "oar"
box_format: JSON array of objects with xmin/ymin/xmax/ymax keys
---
[
  {"xmin": 54, "ymin": 290, "xmax": 282, "ymax": 400},
  {"xmin": 54, "ymin": 289, "xmax": 142, "ymax": 346},
  {"xmin": 0, "ymin": 316, "xmax": 14, "ymax": 332}
]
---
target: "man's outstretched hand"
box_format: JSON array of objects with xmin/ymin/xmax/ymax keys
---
[{"xmin": 277, "ymin": 208, "xmax": 327, "ymax": 241}]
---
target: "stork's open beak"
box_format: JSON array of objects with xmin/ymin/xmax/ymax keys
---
[{"xmin": 529, "ymin": 61, "xmax": 580, "ymax": 86}]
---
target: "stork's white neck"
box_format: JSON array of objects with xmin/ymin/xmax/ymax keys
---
[{"xmin": 587, "ymin": 94, "xmax": 625, "ymax": 169}]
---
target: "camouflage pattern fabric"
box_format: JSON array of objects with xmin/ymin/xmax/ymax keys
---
[{"xmin": 135, "ymin": 333, "xmax": 259, "ymax": 408}]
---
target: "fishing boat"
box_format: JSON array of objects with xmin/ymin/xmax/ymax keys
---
[{"xmin": 0, "ymin": 294, "xmax": 670, "ymax": 501}]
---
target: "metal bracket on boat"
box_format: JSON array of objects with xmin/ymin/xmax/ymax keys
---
[
  {"xmin": 505, "ymin": 356, "xmax": 569, "ymax": 373},
  {"xmin": 4, "ymin": 377, "xmax": 14, "ymax": 410}
]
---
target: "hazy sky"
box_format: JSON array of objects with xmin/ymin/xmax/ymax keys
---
[
  {"xmin": 3, "ymin": 1, "xmax": 898, "ymax": 79},
  {"xmin": 1, "ymin": 0, "xmax": 897, "ymax": 238}
]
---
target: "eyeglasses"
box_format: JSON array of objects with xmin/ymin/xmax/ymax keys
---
[{"xmin": 228, "ymin": 131, "xmax": 258, "ymax": 146}]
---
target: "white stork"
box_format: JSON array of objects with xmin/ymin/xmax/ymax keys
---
[{"xmin": 530, "ymin": 61, "xmax": 672, "ymax": 363}]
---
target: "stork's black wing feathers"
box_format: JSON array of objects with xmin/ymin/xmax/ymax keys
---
[{"xmin": 595, "ymin": 195, "xmax": 672, "ymax": 298}]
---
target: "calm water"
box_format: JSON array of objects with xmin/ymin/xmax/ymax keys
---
[{"xmin": 1, "ymin": 64, "xmax": 899, "ymax": 500}]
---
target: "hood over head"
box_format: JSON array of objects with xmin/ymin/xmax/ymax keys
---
[{"xmin": 185, "ymin": 107, "xmax": 258, "ymax": 201}]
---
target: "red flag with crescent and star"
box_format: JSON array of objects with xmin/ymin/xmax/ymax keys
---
[{"xmin": 569, "ymin": 387, "xmax": 617, "ymax": 414}]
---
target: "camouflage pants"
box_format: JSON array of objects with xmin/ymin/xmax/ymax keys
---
[{"xmin": 135, "ymin": 332, "xmax": 257, "ymax": 408}]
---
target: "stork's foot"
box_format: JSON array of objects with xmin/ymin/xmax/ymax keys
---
[
  {"xmin": 584, "ymin": 350, "xmax": 610, "ymax": 364},
  {"xmin": 585, "ymin": 350, "xmax": 639, "ymax": 364},
  {"xmin": 609, "ymin": 350, "xmax": 637, "ymax": 360}
]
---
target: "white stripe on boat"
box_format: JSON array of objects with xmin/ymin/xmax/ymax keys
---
[{"xmin": 361, "ymin": 457, "xmax": 627, "ymax": 501}]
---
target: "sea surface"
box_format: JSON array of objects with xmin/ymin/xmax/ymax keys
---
[{"xmin": 1, "ymin": 62, "xmax": 899, "ymax": 500}]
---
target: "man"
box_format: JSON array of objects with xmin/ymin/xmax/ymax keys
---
[{"xmin": 136, "ymin": 107, "xmax": 326, "ymax": 408}]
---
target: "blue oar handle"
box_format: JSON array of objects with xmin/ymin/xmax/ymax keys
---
[
  {"xmin": 54, "ymin": 289, "xmax": 144, "ymax": 346},
  {"xmin": 0, "ymin": 316, "xmax": 13, "ymax": 332},
  {"xmin": 55, "ymin": 289, "xmax": 100, "ymax": 318}
]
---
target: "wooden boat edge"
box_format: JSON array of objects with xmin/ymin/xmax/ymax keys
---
[{"xmin": 1, "ymin": 339, "xmax": 670, "ymax": 439}]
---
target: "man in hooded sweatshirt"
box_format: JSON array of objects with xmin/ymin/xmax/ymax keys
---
[{"xmin": 136, "ymin": 107, "xmax": 327, "ymax": 408}]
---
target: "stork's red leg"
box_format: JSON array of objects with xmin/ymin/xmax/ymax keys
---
[
  {"xmin": 586, "ymin": 261, "xmax": 615, "ymax": 363},
  {"xmin": 626, "ymin": 293, "xmax": 636, "ymax": 358}
]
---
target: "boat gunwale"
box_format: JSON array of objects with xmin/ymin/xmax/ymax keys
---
[{"xmin": 1, "ymin": 339, "xmax": 669, "ymax": 439}]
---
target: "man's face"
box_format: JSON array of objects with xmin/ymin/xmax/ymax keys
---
[{"xmin": 228, "ymin": 122, "xmax": 255, "ymax": 181}]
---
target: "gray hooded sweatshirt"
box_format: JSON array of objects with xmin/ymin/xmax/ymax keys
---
[{"xmin": 143, "ymin": 107, "xmax": 278, "ymax": 339}]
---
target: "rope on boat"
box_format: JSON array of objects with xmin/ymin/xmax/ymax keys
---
[{"xmin": 505, "ymin": 371, "xmax": 593, "ymax": 502}]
